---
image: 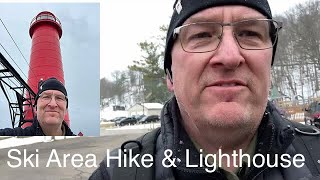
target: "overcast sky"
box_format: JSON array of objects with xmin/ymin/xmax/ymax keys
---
[
  {"xmin": 0, "ymin": 3, "xmax": 100, "ymax": 136},
  {"xmin": 101, "ymin": 0, "xmax": 310, "ymax": 80}
]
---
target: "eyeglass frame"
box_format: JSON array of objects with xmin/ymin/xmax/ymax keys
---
[
  {"xmin": 38, "ymin": 92, "xmax": 68, "ymax": 105},
  {"xmin": 173, "ymin": 18, "xmax": 283, "ymax": 53}
]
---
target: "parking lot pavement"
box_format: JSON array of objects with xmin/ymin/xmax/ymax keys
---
[{"xmin": 0, "ymin": 133, "xmax": 144, "ymax": 180}]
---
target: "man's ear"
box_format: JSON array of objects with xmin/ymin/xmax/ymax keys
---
[{"xmin": 166, "ymin": 74, "xmax": 174, "ymax": 92}]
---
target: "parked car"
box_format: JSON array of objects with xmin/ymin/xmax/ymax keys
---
[
  {"xmin": 115, "ymin": 117, "xmax": 137, "ymax": 126},
  {"xmin": 110, "ymin": 116, "xmax": 126, "ymax": 122},
  {"xmin": 304, "ymin": 101, "xmax": 320, "ymax": 127},
  {"xmin": 134, "ymin": 114, "xmax": 146, "ymax": 121},
  {"xmin": 139, "ymin": 115, "xmax": 160, "ymax": 124}
]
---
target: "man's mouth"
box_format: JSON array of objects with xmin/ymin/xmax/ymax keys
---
[
  {"xmin": 216, "ymin": 83, "xmax": 238, "ymax": 87},
  {"xmin": 210, "ymin": 80, "xmax": 247, "ymax": 87},
  {"xmin": 46, "ymin": 111, "xmax": 58, "ymax": 113}
]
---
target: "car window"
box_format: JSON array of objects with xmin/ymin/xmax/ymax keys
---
[{"xmin": 141, "ymin": 117, "xmax": 147, "ymax": 121}]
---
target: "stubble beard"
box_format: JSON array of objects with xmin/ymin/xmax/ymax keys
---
[{"xmin": 180, "ymin": 100, "xmax": 265, "ymax": 149}]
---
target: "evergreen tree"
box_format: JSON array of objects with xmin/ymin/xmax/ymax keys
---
[{"xmin": 129, "ymin": 26, "xmax": 171, "ymax": 104}]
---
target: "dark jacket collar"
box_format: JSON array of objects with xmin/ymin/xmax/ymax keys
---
[
  {"xmin": 31, "ymin": 117, "xmax": 75, "ymax": 136},
  {"xmin": 160, "ymin": 97, "xmax": 296, "ymax": 179}
]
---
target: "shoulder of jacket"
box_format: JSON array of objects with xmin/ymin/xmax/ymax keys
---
[
  {"xmin": 288, "ymin": 121, "xmax": 320, "ymax": 176},
  {"xmin": 16, "ymin": 126, "xmax": 36, "ymax": 136},
  {"xmin": 95, "ymin": 128, "xmax": 161, "ymax": 180},
  {"xmin": 289, "ymin": 120, "xmax": 320, "ymax": 136},
  {"xmin": 63, "ymin": 123, "xmax": 75, "ymax": 136},
  {"xmin": 0, "ymin": 123, "xmax": 39, "ymax": 136},
  {"xmin": 0, "ymin": 127, "xmax": 18, "ymax": 136}
]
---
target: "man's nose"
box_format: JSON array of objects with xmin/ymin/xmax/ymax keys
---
[
  {"xmin": 209, "ymin": 30, "xmax": 245, "ymax": 69},
  {"xmin": 47, "ymin": 96, "xmax": 58, "ymax": 107}
]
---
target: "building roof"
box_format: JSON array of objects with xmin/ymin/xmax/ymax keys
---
[
  {"xmin": 142, "ymin": 103, "xmax": 163, "ymax": 109},
  {"xmin": 128, "ymin": 103, "xmax": 163, "ymax": 111}
]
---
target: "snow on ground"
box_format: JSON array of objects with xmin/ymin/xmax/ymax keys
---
[
  {"xmin": 0, "ymin": 136, "xmax": 79, "ymax": 149},
  {"xmin": 107, "ymin": 122, "xmax": 161, "ymax": 130},
  {"xmin": 100, "ymin": 107, "xmax": 128, "ymax": 121}
]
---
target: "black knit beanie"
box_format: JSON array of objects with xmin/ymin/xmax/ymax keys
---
[
  {"xmin": 164, "ymin": 0, "xmax": 277, "ymax": 76},
  {"xmin": 35, "ymin": 77, "xmax": 68, "ymax": 108}
]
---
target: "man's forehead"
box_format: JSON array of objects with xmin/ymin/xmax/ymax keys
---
[
  {"xmin": 41, "ymin": 90, "xmax": 64, "ymax": 95},
  {"xmin": 184, "ymin": 5, "xmax": 266, "ymax": 24}
]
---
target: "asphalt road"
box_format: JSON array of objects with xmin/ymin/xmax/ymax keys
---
[{"xmin": 0, "ymin": 133, "xmax": 145, "ymax": 180}]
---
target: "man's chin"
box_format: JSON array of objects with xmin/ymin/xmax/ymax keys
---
[
  {"xmin": 207, "ymin": 101, "xmax": 246, "ymax": 113},
  {"xmin": 202, "ymin": 104, "xmax": 252, "ymax": 127},
  {"xmin": 207, "ymin": 114, "xmax": 250, "ymax": 128},
  {"xmin": 44, "ymin": 117, "xmax": 62, "ymax": 125}
]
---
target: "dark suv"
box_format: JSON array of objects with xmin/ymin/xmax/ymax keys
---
[
  {"xmin": 139, "ymin": 115, "xmax": 160, "ymax": 124},
  {"xmin": 304, "ymin": 101, "xmax": 320, "ymax": 127},
  {"xmin": 115, "ymin": 117, "xmax": 137, "ymax": 126}
]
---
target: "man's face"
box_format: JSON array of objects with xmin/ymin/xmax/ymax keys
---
[
  {"xmin": 36, "ymin": 90, "xmax": 67, "ymax": 127},
  {"xmin": 169, "ymin": 6, "xmax": 273, "ymax": 130}
]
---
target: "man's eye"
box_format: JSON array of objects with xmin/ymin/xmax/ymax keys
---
[
  {"xmin": 56, "ymin": 96, "xmax": 65, "ymax": 101},
  {"xmin": 237, "ymin": 30, "xmax": 260, "ymax": 38},
  {"xmin": 189, "ymin": 32, "xmax": 212, "ymax": 40},
  {"xmin": 42, "ymin": 95, "xmax": 51, "ymax": 99}
]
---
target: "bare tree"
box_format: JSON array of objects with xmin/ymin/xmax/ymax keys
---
[{"xmin": 272, "ymin": 0, "xmax": 320, "ymax": 101}]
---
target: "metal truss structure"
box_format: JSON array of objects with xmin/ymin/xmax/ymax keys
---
[{"xmin": 0, "ymin": 52, "xmax": 36, "ymax": 128}]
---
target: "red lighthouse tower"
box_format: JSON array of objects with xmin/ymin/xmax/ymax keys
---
[{"xmin": 23, "ymin": 11, "xmax": 70, "ymax": 127}]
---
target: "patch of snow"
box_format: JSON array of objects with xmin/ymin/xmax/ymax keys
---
[
  {"xmin": 108, "ymin": 122, "xmax": 160, "ymax": 130},
  {"xmin": 0, "ymin": 136, "xmax": 78, "ymax": 149},
  {"xmin": 101, "ymin": 106, "xmax": 128, "ymax": 121}
]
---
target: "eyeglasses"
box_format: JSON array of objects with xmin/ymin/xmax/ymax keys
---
[
  {"xmin": 173, "ymin": 19, "xmax": 282, "ymax": 53},
  {"xmin": 39, "ymin": 92, "xmax": 67, "ymax": 104}
]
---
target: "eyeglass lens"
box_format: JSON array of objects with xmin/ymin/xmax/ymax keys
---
[
  {"xmin": 39, "ymin": 93, "xmax": 66, "ymax": 104},
  {"xmin": 178, "ymin": 19, "xmax": 278, "ymax": 53}
]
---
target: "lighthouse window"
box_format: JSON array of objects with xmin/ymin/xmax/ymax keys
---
[
  {"xmin": 48, "ymin": 15, "xmax": 55, "ymax": 21},
  {"xmin": 38, "ymin": 15, "xmax": 48, "ymax": 20}
]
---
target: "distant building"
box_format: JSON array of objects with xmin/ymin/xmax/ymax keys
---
[
  {"xmin": 128, "ymin": 103, "xmax": 163, "ymax": 116},
  {"xmin": 112, "ymin": 105, "xmax": 126, "ymax": 111},
  {"xmin": 100, "ymin": 105, "xmax": 127, "ymax": 121}
]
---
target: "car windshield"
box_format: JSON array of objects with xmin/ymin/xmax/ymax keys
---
[{"xmin": 140, "ymin": 116, "xmax": 148, "ymax": 121}]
